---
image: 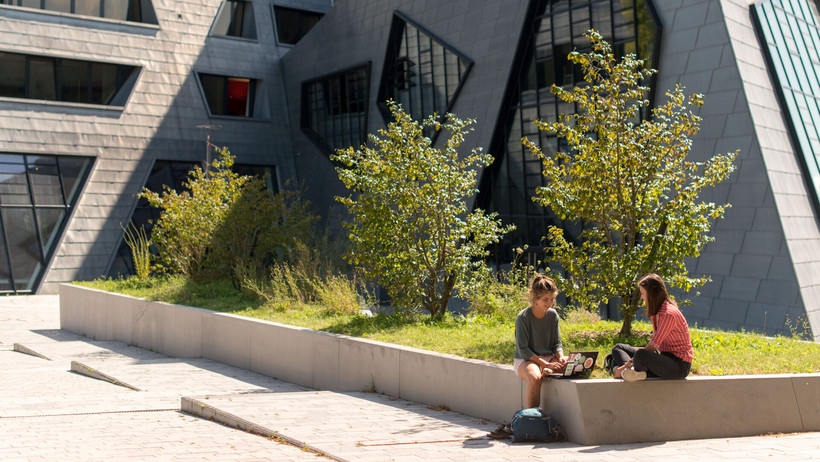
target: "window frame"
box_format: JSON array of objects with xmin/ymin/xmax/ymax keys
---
[
  {"xmin": 0, "ymin": 51, "xmax": 140, "ymax": 107},
  {"xmin": 196, "ymin": 72, "xmax": 260, "ymax": 119}
]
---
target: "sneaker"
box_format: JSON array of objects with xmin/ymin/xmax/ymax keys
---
[{"xmin": 622, "ymin": 368, "xmax": 647, "ymax": 382}]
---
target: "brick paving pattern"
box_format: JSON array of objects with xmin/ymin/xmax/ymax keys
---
[{"xmin": 1, "ymin": 295, "xmax": 819, "ymax": 461}]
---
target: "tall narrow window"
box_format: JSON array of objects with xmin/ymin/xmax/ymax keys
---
[
  {"xmin": 301, "ymin": 64, "xmax": 370, "ymax": 156},
  {"xmin": 0, "ymin": 154, "xmax": 92, "ymax": 294},
  {"xmin": 0, "ymin": 51, "xmax": 139, "ymax": 106},
  {"xmin": 198, "ymin": 73, "xmax": 257, "ymax": 117},
  {"xmin": 378, "ymin": 12, "xmax": 474, "ymax": 135},
  {"xmin": 273, "ymin": 6, "xmax": 322, "ymax": 45},
  {"xmin": 211, "ymin": 0, "xmax": 257, "ymax": 40}
]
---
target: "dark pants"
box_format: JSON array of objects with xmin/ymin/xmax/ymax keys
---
[{"xmin": 610, "ymin": 343, "xmax": 691, "ymax": 380}]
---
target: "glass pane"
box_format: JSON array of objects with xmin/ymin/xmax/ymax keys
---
[
  {"xmin": 19, "ymin": 0, "xmax": 41, "ymax": 8},
  {"xmin": 36, "ymin": 207, "xmax": 65, "ymax": 255},
  {"xmin": 0, "ymin": 161, "xmax": 31, "ymax": 206},
  {"xmin": 103, "ymin": 0, "xmax": 140, "ymax": 21},
  {"xmin": 90, "ymin": 62, "xmax": 118, "ymax": 104},
  {"xmin": 0, "ymin": 219, "xmax": 11, "ymax": 291},
  {"xmin": 60, "ymin": 59, "xmax": 89, "ymax": 104},
  {"xmin": 2, "ymin": 208, "xmax": 41, "ymax": 291},
  {"xmin": 0, "ymin": 53, "xmax": 26, "ymax": 98},
  {"xmin": 29, "ymin": 56, "xmax": 57, "ymax": 101},
  {"xmin": 274, "ymin": 6, "xmax": 322, "ymax": 45},
  {"xmin": 28, "ymin": 156, "xmax": 64, "ymax": 206},
  {"xmin": 200, "ymin": 74, "xmax": 225, "ymax": 115},
  {"xmin": 74, "ymin": 0, "xmax": 101, "ymax": 16},
  {"xmin": 43, "ymin": 0, "xmax": 71, "ymax": 13},
  {"xmin": 58, "ymin": 156, "xmax": 91, "ymax": 205}
]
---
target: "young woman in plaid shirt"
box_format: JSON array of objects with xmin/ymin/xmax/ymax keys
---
[{"xmin": 611, "ymin": 273, "xmax": 694, "ymax": 382}]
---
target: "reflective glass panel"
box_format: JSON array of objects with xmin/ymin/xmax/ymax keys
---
[
  {"xmin": 379, "ymin": 13, "xmax": 474, "ymax": 136},
  {"xmin": 28, "ymin": 156, "xmax": 63, "ymax": 206},
  {"xmin": 74, "ymin": 0, "xmax": 101, "ymax": 16},
  {"xmin": 302, "ymin": 65, "xmax": 369, "ymax": 154},
  {"xmin": 0, "ymin": 161, "xmax": 31, "ymax": 206},
  {"xmin": 754, "ymin": 0, "xmax": 820, "ymax": 209},
  {"xmin": 2, "ymin": 208, "xmax": 40, "ymax": 291},
  {"xmin": 29, "ymin": 56, "xmax": 57, "ymax": 101},
  {"xmin": 35, "ymin": 208, "xmax": 65, "ymax": 255},
  {"xmin": 274, "ymin": 6, "xmax": 322, "ymax": 45},
  {"xmin": 43, "ymin": 0, "xmax": 71, "ymax": 13},
  {"xmin": 0, "ymin": 53, "xmax": 26, "ymax": 98},
  {"xmin": 0, "ymin": 219, "xmax": 10, "ymax": 291},
  {"xmin": 60, "ymin": 59, "xmax": 89, "ymax": 104}
]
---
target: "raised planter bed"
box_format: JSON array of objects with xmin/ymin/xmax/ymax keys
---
[{"xmin": 59, "ymin": 284, "xmax": 820, "ymax": 444}]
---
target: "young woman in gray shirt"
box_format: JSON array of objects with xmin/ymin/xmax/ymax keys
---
[{"xmin": 514, "ymin": 274, "xmax": 567, "ymax": 408}]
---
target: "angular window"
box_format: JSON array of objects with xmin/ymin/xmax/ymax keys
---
[
  {"xmin": 301, "ymin": 64, "xmax": 370, "ymax": 155},
  {"xmin": 198, "ymin": 73, "xmax": 257, "ymax": 117},
  {"xmin": 378, "ymin": 12, "xmax": 473, "ymax": 135},
  {"xmin": 273, "ymin": 5, "xmax": 322, "ymax": 45},
  {"xmin": 0, "ymin": 51, "xmax": 139, "ymax": 106},
  {"xmin": 107, "ymin": 161, "xmax": 278, "ymax": 278},
  {"xmin": 476, "ymin": 0, "xmax": 661, "ymax": 262},
  {"xmin": 0, "ymin": 0, "xmax": 157, "ymax": 23},
  {"xmin": 211, "ymin": 0, "xmax": 257, "ymax": 40},
  {"xmin": 0, "ymin": 153, "xmax": 92, "ymax": 294},
  {"xmin": 753, "ymin": 0, "xmax": 820, "ymax": 213}
]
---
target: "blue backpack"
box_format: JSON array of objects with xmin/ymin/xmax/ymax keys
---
[{"xmin": 510, "ymin": 408, "xmax": 565, "ymax": 443}]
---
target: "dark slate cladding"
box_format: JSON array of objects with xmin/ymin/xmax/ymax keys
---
[{"xmin": 477, "ymin": 0, "xmax": 661, "ymax": 264}]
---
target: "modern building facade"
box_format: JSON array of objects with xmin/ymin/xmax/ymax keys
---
[{"xmin": 1, "ymin": 0, "xmax": 819, "ymax": 341}]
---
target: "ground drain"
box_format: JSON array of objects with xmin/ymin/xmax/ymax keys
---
[{"xmin": 70, "ymin": 361, "xmax": 142, "ymax": 391}]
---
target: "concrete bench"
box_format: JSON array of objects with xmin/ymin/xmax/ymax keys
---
[
  {"xmin": 59, "ymin": 284, "xmax": 820, "ymax": 445},
  {"xmin": 541, "ymin": 373, "xmax": 820, "ymax": 444}
]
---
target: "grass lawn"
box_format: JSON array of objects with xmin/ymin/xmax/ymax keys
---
[{"xmin": 77, "ymin": 276, "xmax": 820, "ymax": 378}]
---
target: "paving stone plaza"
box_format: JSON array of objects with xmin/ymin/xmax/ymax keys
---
[{"xmin": 2, "ymin": 295, "xmax": 819, "ymax": 461}]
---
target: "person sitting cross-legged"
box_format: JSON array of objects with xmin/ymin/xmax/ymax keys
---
[{"xmin": 611, "ymin": 273, "xmax": 694, "ymax": 382}]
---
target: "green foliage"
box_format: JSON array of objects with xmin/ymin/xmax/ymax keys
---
[
  {"xmin": 467, "ymin": 247, "xmax": 535, "ymax": 322},
  {"xmin": 525, "ymin": 31, "xmax": 737, "ymax": 335},
  {"xmin": 239, "ymin": 240, "xmax": 373, "ymax": 317},
  {"xmin": 121, "ymin": 221, "xmax": 151, "ymax": 281},
  {"xmin": 332, "ymin": 101, "xmax": 514, "ymax": 320},
  {"xmin": 139, "ymin": 148, "xmax": 317, "ymax": 285}
]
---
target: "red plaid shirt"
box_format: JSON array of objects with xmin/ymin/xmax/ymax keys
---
[{"xmin": 647, "ymin": 300, "xmax": 694, "ymax": 363}]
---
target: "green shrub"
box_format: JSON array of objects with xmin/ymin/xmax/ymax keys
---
[
  {"xmin": 333, "ymin": 101, "xmax": 513, "ymax": 320},
  {"xmin": 139, "ymin": 148, "xmax": 317, "ymax": 284}
]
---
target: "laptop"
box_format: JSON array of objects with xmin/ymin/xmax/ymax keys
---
[{"xmin": 546, "ymin": 351, "xmax": 598, "ymax": 379}]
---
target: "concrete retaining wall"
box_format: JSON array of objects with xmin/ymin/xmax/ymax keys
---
[{"xmin": 59, "ymin": 284, "xmax": 820, "ymax": 444}]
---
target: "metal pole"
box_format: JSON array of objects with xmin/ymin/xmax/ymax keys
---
[{"xmin": 196, "ymin": 124, "xmax": 221, "ymax": 176}]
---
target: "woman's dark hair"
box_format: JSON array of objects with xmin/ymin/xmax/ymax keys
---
[
  {"xmin": 638, "ymin": 273, "xmax": 671, "ymax": 317},
  {"xmin": 529, "ymin": 273, "xmax": 558, "ymax": 303}
]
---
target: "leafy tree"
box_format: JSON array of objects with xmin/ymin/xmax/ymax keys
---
[
  {"xmin": 525, "ymin": 31, "xmax": 737, "ymax": 335},
  {"xmin": 140, "ymin": 148, "xmax": 316, "ymax": 284},
  {"xmin": 333, "ymin": 102, "xmax": 513, "ymax": 320}
]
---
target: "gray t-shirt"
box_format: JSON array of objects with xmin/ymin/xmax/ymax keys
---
[{"xmin": 514, "ymin": 307, "xmax": 563, "ymax": 360}]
